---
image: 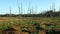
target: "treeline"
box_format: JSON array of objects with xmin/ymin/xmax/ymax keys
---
[
  {"xmin": 41, "ymin": 10, "xmax": 60, "ymax": 17},
  {"xmin": 0, "ymin": 10, "xmax": 60, "ymax": 17}
]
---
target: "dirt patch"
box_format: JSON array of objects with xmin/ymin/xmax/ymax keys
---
[{"xmin": 0, "ymin": 20, "xmax": 9, "ymax": 22}]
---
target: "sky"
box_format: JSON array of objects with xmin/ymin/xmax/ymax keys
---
[{"xmin": 0, "ymin": 0, "xmax": 60, "ymax": 14}]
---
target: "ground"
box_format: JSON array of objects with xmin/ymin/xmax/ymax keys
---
[{"xmin": 0, "ymin": 17, "xmax": 60, "ymax": 34}]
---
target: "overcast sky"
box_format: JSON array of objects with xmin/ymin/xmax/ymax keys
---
[{"xmin": 0, "ymin": 0, "xmax": 60, "ymax": 14}]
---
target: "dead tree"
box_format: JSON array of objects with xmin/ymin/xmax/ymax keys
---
[
  {"xmin": 35, "ymin": 6, "xmax": 37, "ymax": 17},
  {"xmin": 52, "ymin": 2, "xmax": 56, "ymax": 17},
  {"xmin": 47, "ymin": 2, "xmax": 55, "ymax": 18},
  {"xmin": 27, "ymin": 2, "xmax": 31, "ymax": 17},
  {"xmin": 17, "ymin": 0, "xmax": 21, "ymax": 18},
  {"xmin": 31, "ymin": 6, "xmax": 34, "ymax": 14},
  {"xmin": 49, "ymin": 5, "xmax": 53, "ymax": 18},
  {"xmin": 20, "ymin": 2, "xmax": 23, "ymax": 18},
  {"xmin": 9, "ymin": 6, "xmax": 13, "ymax": 25}
]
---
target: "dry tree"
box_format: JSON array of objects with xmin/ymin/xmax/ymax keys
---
[
  {"xmin": 27, "ymin": 2, "xmax": 31, "ymax": 17},
  {"xmin": 52, "ymin": 1, "xmax": 56, "ymax": 17},
  {"xmin": 9, "ymin": 6, "xmax": 13, "ymax": 25},
  {"xmin": 17, "ymin": 0, "xmax": 21, "ymax": 18}
]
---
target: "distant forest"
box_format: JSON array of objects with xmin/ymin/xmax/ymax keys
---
[{"xmin": 0, "ymin": 10, "xmax": 60, "ymax": 17}]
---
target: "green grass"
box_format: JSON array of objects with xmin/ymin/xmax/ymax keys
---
[{"xmin": 0, "ymin": 17, "xmax": 60, "ymax": 32}]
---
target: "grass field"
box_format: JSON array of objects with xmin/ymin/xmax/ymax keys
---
[
  {"xmin": 0, "ymin": 17, "xmax": 60, "ymax": 28},
  {"xmin": 0, "ymin": 17, "xmax": 60, "ymax": 34}
]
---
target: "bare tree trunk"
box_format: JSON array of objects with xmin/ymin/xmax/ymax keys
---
[
  {"xmin": 27, "ymin": 2, "xmax": 31, "ymax": 17},
  {"xmin": 9, "ymin": 6, "xmax": 13, "ymax": 26},
  {"xmin": 17, "ymin": 0, "xmax": 21, "ymax": 18}
]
